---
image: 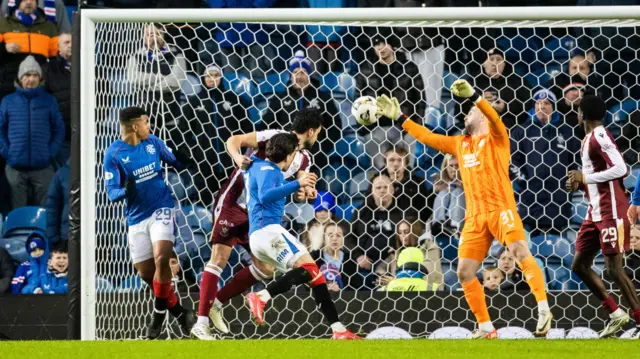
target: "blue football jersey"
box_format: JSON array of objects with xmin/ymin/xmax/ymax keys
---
[
  {"xmin": 103, "ymin": 134, "xmax": 179, "ymax": 226},
  {"xmin": 245, "ymin": 156, "xmax": 301, "ymax": 236}
]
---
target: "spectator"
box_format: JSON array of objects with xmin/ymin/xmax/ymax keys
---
[
  {"xmin": 510, "ymin": 89, "xmax": 581, "ymax": 235},
  {"xmin": 11, "ymin": 232, "xmax": 48, "ymax": 294},
  {"xmin": 1, "ymin": 0, "xmax": 70, "ymax": 33},
  {"xmin": 555, "ymin": 75, "xmax": 592, "ymax": 140},
  {"xmin": 432, "ymin": 154, "xmax": 465, "ymax": 236},
  {"xmin": 548, "ymin": 54, "xmax": 610, "ymax": 106},
  {"xmin": 313, "ymin": 190, "xmax": 338, "ymax": 224},
  {"xmin": 0, "ymin": 56, "xmax": 65, "ymax": 210},
  {"xmin": 617, "ymin": 110, "xmax": 640, "ymax": 166},
  {"xmin": 125, "ymin": 23, "xmax": 187, "ymax": 131},
  {"xmin": 495, "ymin": 247, "xmax": 528, "ymax": 291},
  {"xmin": 348, "ymin": 174, "xmax": 417, "ymax": 289},
  {"xmin": 263, "ymin": 52, "xmax": 341, "ymax": 170},
  {"xmin": 44, "ymin": 32, "xmax": 71, "ymax": 166},
  {"xmin": 472, "ymin": 48, "xmax": 530, "ymax": 127},
  {"xmin": 381, "ymin": 146, "xmax": 431, "ymax": 222},
  {"xmin": 45, "ymin": 160, "xmax": 69, "ymax": 245},
  {"xmin": 206, "ymin": 0, "xmax": 277, "ymax": 78},
  {"xmin": 481, "ymin": 266, "xmax": 505, "ymax": 292},
  {"xmin": 381, "ymin": 247, "xmax": 430, "ymax": 292},
  {"xmin": 301, "ymin": 0, "xmax": 354, "ymax": 74},
  {"xmin": 0, "ymin": 0, "xmax": 59, "ymax": 100},
  {"xmin": 39, "ymin": 240, "xmax": 67, "ymax": 294},
  {"xmin": 626, "ymin": 226, "xmax": 640, "ymax": 289},
  {"xmin": 377, "ymin": 219, "xmax": 443, "ymax": 291},
  {"xmin": 301, "ymin": 218, "xmax": 324, "ymax": 251},
  {"xmin": 0, "ymin": 247, "xmax": 14, "ymax": 294},
  {"xmin": 310, "ymin": 222, "xmax": 357, "ymax": 291},
  {"xmin": 355, "ymin": 35, "xmax": 425, "ymax": 169},
  {"xmin": 177, "ymin": 64, "xmax": 253, "ymax": 203}
]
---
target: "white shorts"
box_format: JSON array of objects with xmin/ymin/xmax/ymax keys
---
[
  {"xmin": 128, "ymin": 208, "xmax": 175, "ymax": 264},
  {"xmin": 249, "ymin": 224, "xmax": 308, "ymax": 272}
]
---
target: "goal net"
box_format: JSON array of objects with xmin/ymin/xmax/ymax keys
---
[{"xmin": 79, "ymin": 7, "xmax": 640, "ymax": 340}]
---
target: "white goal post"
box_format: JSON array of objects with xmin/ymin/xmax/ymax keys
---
[{"xmin": 78, "ymin": 6, "xmax": 640, "ymax": 340}]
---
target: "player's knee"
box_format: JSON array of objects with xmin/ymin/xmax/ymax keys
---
[
  {"xmin": 571, "ymin": 260, "xmax": 588, "ymax": 276},
  {"xmin": 507, "ymin": 240, "xmax": 530, "ymax": 261},
  {"xmin": 154, "ymin": 253, "xmax": 170, "ymax": 269},
  {"xmin": 604, "ymin": 263, "xmax": 624, "ymax": 282},
  {"xmin": 456, "ymin": 266, "xmax": 475, "ymax": 283}
]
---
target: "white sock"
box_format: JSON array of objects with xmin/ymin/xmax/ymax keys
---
[
  {"xmin": 330, "ymin": 322, "xmax": 346, "ymax": 332},
  {"xmin": 538, "ymin": 300, "xmax": 550, "ymax": 314},
  {"xmin": 479, "ymin": 321, "xmax": 495, "ymax": 332},
  {"xmin": 213, "ymin": 298, "xmax": 222, "ymax": 309},
  {"xmin": 197, "ymin": 316, "xmax": 209, "ymax": 325},
  {"xmin": 611, "ymin": 308, "xmax": 625, "ymax": 319},
  {"xmin": 257, "ymin": 289, "xmax": 271, "ymax": 302}
]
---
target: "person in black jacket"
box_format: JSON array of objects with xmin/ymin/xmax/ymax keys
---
[
  {"xmin": 547, "ymin": 54, "xmax": 611, "ymax": 107},
  {"xmin": 310, "ymin": 222, "xmax": 358, "ymax": 291},
  {"xmin": 494, "ymin": 247, "xmax": 529, "ymax": 292},
  {"xmin": 0, "ymin": 247, "xmax": 14, "ymax": 294},
  {"xmin": 45, "ymin": 33, "xmax": 72, "ymax": 167},
  {"xmin": 176, "ymin": 64, "xmax": 254, "ymax": 204},
  {"xmin": 356, "ymin": 34, "xmax": 426, "ymax": 169},
  {"xmin": 262, "ymin": 53, "xmax": 341, "ymax": 170},
  {"xmin": 471, "ymin": 48, "xmax": 530, "ymax": 127}
]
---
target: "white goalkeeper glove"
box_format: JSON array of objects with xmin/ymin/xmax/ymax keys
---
[
  {"xmin": 450, "ymin": 79, "xmax": 476, "ymax": 99},
  {"xmin": 375, "ymin": 94, "xmax": 402, "ymax": 120}
]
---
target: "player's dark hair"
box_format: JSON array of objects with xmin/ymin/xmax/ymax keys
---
[
  {"xmin": 51, "ymin": 240, "xmax": 68, "ymax": 254},
  {"xmin": 579, "ymin": 95, "xmax": 607, "ymax": 122},
  {"xmin": 119, "ymin": 106, "xmax": 148, "ymax": 124},
  {"xmin": 266, "ymin": 133, "xmax": 299, "ymax": 163},
  {"xmin": 290, "ymin": 108, "xmax": 323, "ymax": 134}
]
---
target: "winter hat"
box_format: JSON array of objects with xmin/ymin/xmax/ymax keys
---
[
  {"xmin": 26, "ymin": 234, "xmax": 46, "ymax": 253},
  {"xmin": 563, "ymin": 75, "xmax": 587, "ymax": 94},
  {"xmin": 396, "ymin": 247, "xmax": 428, "ymax": 276},
  {"xmin": 288, "ymin": 50, "xmax": 313, "ymax": 74},
  {"xmin": 18, "ymin": 55, "xmax": 42, "ymax": 79},
  {"xmin": 487, "ymin": 47, "xmax": 505, "ymax": 59},
  {"xmin": 7, "ymin": 0, "xmax": 57, "ymax": 24},
  {"xmin": 314, "ymin": 191, "xmax": 336, "ymax": 214},
  {"xmin": 203, "ymin": 64, "xmax": 222, "ymax": 76},
  {"xmin": 532, "ymin": 88, "xmax": 557, "ymax": 105}
]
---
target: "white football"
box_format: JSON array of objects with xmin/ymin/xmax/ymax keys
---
[{"xmin": 351, "ymin": 96, "xmax": 379, "ymax": 126}]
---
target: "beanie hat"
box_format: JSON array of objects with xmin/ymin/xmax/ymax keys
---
[
  {"xmin": 26, "ymin": 234, "xmax": 46, "ymax": 253},
  {"xmin": 288, "ymin": 50, "xmax": 313, "ymax": 74},
  {"xmin": 203, "ymin": 64, "xmax": 222, "ymax": 76},
  {"xmin": 18, "ymin": 55, "xmax": 42, "ymax": 79},
  {"xmin": 396, "ymin": 247, "xmax": 428, "ymax": 276},
  {"xmin": 314, "ymin": 191, "xmax": 336, "ymax": 214},
  {"xmin": 532, "ymin": 88, "xmax": 557, "ymax": 105},
  {"xmin": 487, "ymin": 47, "xmax": 505, "ymax": 59},
  {"xmin": 7, "ymin": 0, "xmax": 57, "ymax": 24}
]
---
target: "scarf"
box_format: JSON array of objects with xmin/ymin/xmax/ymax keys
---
[
  {"xmin": 14, "ymin": 9, "xmax": 37, "ymax": 27},
  {"xmin": 8, "ymin": 0, "xmax": 57, "ymax": 24}
]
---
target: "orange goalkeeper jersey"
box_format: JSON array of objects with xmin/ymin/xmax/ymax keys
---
[{"xmin": 403, "ymin": 97, "xmax": 517, "ymax": 217}]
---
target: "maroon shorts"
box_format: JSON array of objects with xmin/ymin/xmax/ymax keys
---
[
  {"xmin": 576, "ymin": 218, "xmax": 631, "ymax": 255},
  {"xmin": 210, "ymin": 203, "xmax": 250, "ymax": 250}
]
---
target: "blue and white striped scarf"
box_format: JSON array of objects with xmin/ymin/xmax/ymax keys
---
[{"xmin": 7, "ymin": 0, "xmax": 57, "ymax": 24}]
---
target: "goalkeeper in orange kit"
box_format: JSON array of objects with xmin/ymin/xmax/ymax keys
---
[{"xmin": 375, "ymin": 79, "xmax": 553, "ymax": 338}]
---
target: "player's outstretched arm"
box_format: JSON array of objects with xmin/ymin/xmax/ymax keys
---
[
  {"xmin": 450, "ymin": 79, "xmax": 508, "ymax": 140},
  {"xmin": 375, "ymin": 95, "xmax": 457, "ymax": 155},
  {"xmin": 259, "ymin": 170, "xmax": 317, "ymax": 204},
  {"xmin": 226, "ymin": 132, "xmax": 258, "ymax": 170},
  {"xmin": 152, "ymin": 136, "xmax": 192, "ymax": 169}
]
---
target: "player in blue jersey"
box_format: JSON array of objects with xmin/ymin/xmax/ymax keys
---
[
  {"xmin": 103, "ymin": 107, "xmax": 195, "ymax": 339},
  {"xmin": 243, "ymin": 133, "xmax": 361, "ymax": 340}
]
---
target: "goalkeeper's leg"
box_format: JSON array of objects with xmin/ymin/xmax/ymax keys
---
[{"xmin": 457, "ymin": 257, "xmax": 497, "ymax": 339}]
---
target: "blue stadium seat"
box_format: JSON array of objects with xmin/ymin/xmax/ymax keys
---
[
  {"xmin": 181, "ymin": 73, "xmax": 201, "ymax": 98},
  {"xmin": 3, "ymin": 206, "xmax": 47, "ymax": 236},
  {"xmin": 538, "ymin": 35, "xmax": 577, "ymax": 63},
  {"xmin": 96, "ymin": 276, "xmax": 114, "ymax": 294},
  {"xmin": 423, "ymin": 107, "xmax": 443, "ymax": 132},
  {"xmin": 524, "ymin": 63, "xmax": 562, "ymax": 88},
  {"xmin": 624, "ymin": 165, "xmax": 640, "ymax": 190},
  {"xmin": 181, "ymin": 205, "xmax": 213, "ymax": 233},
  {"xmin": 609, "ymin": 99, "xmax": 640, "ymax": 124},
  {"xmin": 441, "ymin": 263, "xmax": 460, "ymax": 291},
  {"xmin": 223, "ymin": 72, "xmax": 260, "ymax": 103},
  {"xmin": 0, "ymin": 214, "xmax": 3, "ymax": 234},
  {"xmin": 488, "ymin": 240, "xmax": 502, "ymax": 259},
  {"xmin": 0, "ymin": 235, "xmax": 30, "ymax": 263},
  {"xmin": 570, "ymin": 193, "xmax": 588, "ymax": 229},
  {"xmin": 257, "ymin": 72, "xmax": 289, "ymax": 97},
  {"xmin": 530, "ymin": 235, "xmax": 556, "ymax": 258},
  {"xmin": 346, "ymin": 172, "xmax": 370, "ymax": 201},
  {"xmin": 436, "ymin": 235, "xmax": 459, "ymax": 263},
  {"xmin": 167, "ymin": 171, "xmax": 192, "ymax": 201},
  {"xmin": 116, "ymin": 276, "xmax": 145, "ymax": 293},
  {"xmin": 336, "ymin": 200, "xmax": 362, "ymax": 222}
]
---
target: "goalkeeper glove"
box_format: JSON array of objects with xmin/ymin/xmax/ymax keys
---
[
  {"xmin": 125, "ymin": 177, "xmax": 137, "ymax": 202},
  {"xmin": 450, "ymin": 79, "xmax": 476, "ymax": 99},
  {"xmin": 376, "ymin": 95, "xmax": 402, "ymax": 120}
]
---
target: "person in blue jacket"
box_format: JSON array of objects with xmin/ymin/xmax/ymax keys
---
[
  {"xmin": 39, "ymin": 241, "xmax": 68, "ymax": 294},
  {"xmin": 45, "ymin": 161, "xmax": 69, "ymax": 245},
  {"xmin": 11, "ymin": 232, "xmax": 49, "ymax": 294},
  {"xmin": 0, "ymin": 55, "xmax": 65, "ymax": 210}
]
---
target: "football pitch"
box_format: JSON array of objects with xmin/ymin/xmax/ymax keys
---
[{"xmin": 1, "ymin": 340, "xmax": 638, "ymax": 359}]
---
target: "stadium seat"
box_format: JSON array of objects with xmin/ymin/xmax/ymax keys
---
[
  {"xmin": 609, "ymin": 99, "xmax": 640, "ymax": 124},
  {"xmin": 0, "ymin": 214, "xmax": 3, "ymax": 234},
  {"xmin": 624, "ymin": 165, "xmax": 640, "ymax": 190},
  {"xmin": 570, "ymin": 193, "xmax": 588, "ymax": 229},
  {"xmin": 116, "ymin": 276, "xmax": 145, "ymax": 293},
  {"xmin": 538, "ymin": 35, "xmax": 577, "ymax": 63},
  {"xmin": 180, "ymin": 73, "xmax": 201, "ymax": 98},
  {"xmin": 524, "ymin": 63, "xmax": 562, "ymax": 88},
  {"xmin": 257, "ymin": 72, "xmax": 289, "ymax": 97},
  {"xmin": 0, "ymin": 235, "xmax": 30, "ymax": 263},
  {"xmin": 336, "ymin": 200, "xmax": 362, "ymax": 222},
  {"xmin": 329, "ymin": 134, "xmax": 370, "ymax": 172},
  {"xmin": 441, "ymin": 262, "xmax": 460, "ymax": 291},
  {"xmin": 167, "ymin": 171, "xmax": 191, "ymax": 201},
  {"xmin": 346, "ymin": 172, "xmax": 370, "ymax": 201},
  {"xmin": 181, "ymin": 205, "xmax": 213, "ymax": 233},
  {"xmin": 436, "ymin": 235, "xmax": 459, "ymax": 263},
  {"xmin": 530, "ymin": 235, "xmax": 556, "ymax": 259},
  {"xmin": 96, "ymin": 276, "xmax": 114, "ymax": 294},
  {"xmin": 3, "ymin": 206, "xmax": 47, "ymax": 236}
]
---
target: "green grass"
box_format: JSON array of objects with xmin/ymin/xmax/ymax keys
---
[{"xmin": 1, "ymin": 340, "xmax": 639, "ymax": 359}]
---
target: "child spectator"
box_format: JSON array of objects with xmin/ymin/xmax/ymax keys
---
[
  {"xmin": 310, "ymin": 222, "xmax": 356, "ymax": 291},
  {"xmin": 482, "ymin": 266, "xmax": 505, "ymax": 292},
  {"xmin": 625, "ymin": 226, "xmax": 640, "ymax": 289},
  {"xmin": 45, "ymin": 160, "xmax": 69, "ymax": 244},
  {"xmin": 0, "ymin": 247, "xmax": 14, "ymax": 294},
  {"xmin": 11, "ymin": 232, "xmax": 49, "ymax": 294},
  {"xmin": 432, "ymin": 154, "xmax": 465, "ymax": 236},
  {"xmin": 495, "ymin": 247, "xmax": 528, "ymax": 292},
  {"xmin": 382, "ymin": 146, "xmax": 431, "ymax": 222},
  {"xmin": 39, "ymin": 241, "xmax": 68, "ymax": 294}
]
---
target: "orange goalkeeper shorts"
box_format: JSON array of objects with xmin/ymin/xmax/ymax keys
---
[{"xmin": 458, "ymin": 208, "xmax": 526, "ymax": 262}]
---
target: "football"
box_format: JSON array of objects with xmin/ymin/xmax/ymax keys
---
[{"xmin": 351, "ymin": 96, "xmax": 379, "ymax": 126}]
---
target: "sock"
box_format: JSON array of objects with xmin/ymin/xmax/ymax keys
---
[
  {"xmin": 520, "ymin": 256, "xmax": 548, "ymax": 303},
  {"xmin": 198, "ymin": 264, "xmax": 222, "ymax": 317},
  {"xmin": 311, "ymin": 283, "xmax": 341, "ymax": 325},
  {"xmin": 537, "ymin": 300, "xmax": 550, "ymax": 315},
  {"xmin": 216, "ymin": 266, "xmax": 261, "ymax": 304},
  {"xmin": 331, "ymin": 322, "xmax": 346, "ymax": 333},
  {"xmin": 153, "ymin": 280, "xmax": 172, "ymax": 313},
  {"xmin": 632, "ymin": 309, "xmax": 640, "ymax": 325},
  {"xmin": 462, "ymin": 278, "xmax": 491, "ymax": 325},
  {"xmin": 479, "ymin": 321, "xmax": 495, "ymax": 332},
  {"xmin": 167, "ymin": 292, "xmax": 185, "ymax": 318},
  {"xmin": 197, "ymin": 316, "xmax": 209, "ymax": 325},
  {"xmin": 611, "ymin": 308, "xmax": 625, "ymax": 319},
  {"xmin": 601, "ymin": 296, "xmax": 619, "ymax": 314},
  {"xmin": 257, "ymin": 289, "xmax": 272, "ymax": 302},
  {"xmin": 265, "ymin": 267, "xmax": 311, "ymax": 297}
]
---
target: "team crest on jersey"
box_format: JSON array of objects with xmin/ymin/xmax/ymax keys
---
[
  {"xmin": 220, "ymin": 226, "xmax": 229, "ymax": 237},
  {"xmin": 146, "ymin": 144, "xmax": 156, "ymax": 155},
  {"xmin": 105, "ymin": 172, "xmax": 114, "ymax": 180}
]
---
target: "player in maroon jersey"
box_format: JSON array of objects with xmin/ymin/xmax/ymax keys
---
[
  {"xmin": 191, "ymin": 109, "xmax": 323, "ymax": 340},
  {"xmin": 566, "ymin": 95, "xmax": 640, "ymax": 339}
]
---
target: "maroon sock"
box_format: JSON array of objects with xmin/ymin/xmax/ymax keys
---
[
  {"xmin": 216, "ymin": 266, "xmax": 259, "ymax": 304},
  {"xmin": 601, "ymin": 296, "xmax": 620, "ymax": 314},
  {"xmin": 632, "ymin": 309, "xmax": 640, "ymax": 325},
  {"xmin": 197, "ymin": 265, "xmax": 222, "ymax": 317}
]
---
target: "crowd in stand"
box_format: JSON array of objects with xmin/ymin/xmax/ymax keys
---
[{"xmin": 1, "ymin": 0, "xmax": 639, "ymax": 295}]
